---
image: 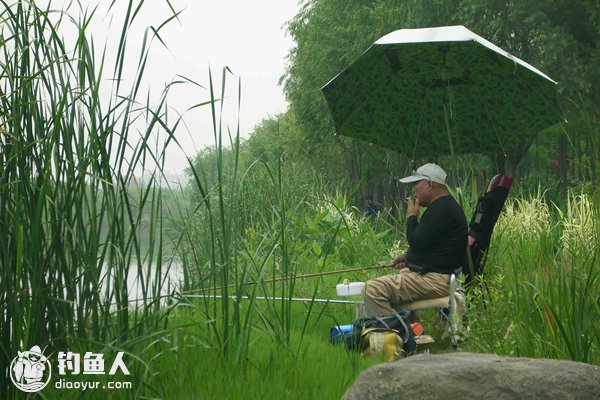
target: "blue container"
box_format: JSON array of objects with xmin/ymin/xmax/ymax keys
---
[{"xmin": 330, "ymin": 324, "xmax": 354, "ymax": 345}]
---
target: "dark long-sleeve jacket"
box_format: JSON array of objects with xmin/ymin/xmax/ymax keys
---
[{"xmin": 405, "ymin": 195, "xmax": 467, "ymax": 274}]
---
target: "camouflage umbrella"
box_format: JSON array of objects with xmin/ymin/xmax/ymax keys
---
[{"xmin": 321, "ymin": 25, "xmax": 563, "ymax": 158}]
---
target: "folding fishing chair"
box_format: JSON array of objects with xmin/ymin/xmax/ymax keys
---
[
  {"xmin": 337, "ymin": 174, "xmax": 513, "ymax": 349},
  {"xmin": 464, "ymin": 174, "xmax": 513, "ymax": 284}
]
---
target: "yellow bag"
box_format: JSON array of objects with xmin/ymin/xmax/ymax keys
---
[{"xmin": 361, "ymin": 328, "xmax": 405, "ymax": 362}]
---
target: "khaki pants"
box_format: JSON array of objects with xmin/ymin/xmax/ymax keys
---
[{"xmin": 362, "ymin": 270, "xmax": 450, "ymax": 317}]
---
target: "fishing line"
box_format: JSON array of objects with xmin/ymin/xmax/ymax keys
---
[{"xmin": 110, "ymin": 262, "xmax": 392, "ymax": 307}]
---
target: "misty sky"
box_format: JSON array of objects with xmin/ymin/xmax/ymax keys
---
[{"xmin": 47, "ymin": 0, "xmax": 300, "ymax": 176}]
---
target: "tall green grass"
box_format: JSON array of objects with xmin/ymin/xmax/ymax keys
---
[
  {"xmin": 0, "ymin": 1, "xmax": 183, "ymax": 397},
  {"xmin": 181, "ymin": 89, "xmax": 396, "ymax": 363},
  {"xmin": 464, "ymin": 191, "xmax": 599, "ymax": 363}
]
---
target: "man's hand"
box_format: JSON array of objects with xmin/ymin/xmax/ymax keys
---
[
  {"xmin": 391, "ymin": 253, "xmax": 407, "ymax": 270},
  {"xmin": 407, "ymin": 197, "xmax": 420, "ymax": 217}
]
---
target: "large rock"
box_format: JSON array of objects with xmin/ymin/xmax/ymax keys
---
[{"xmin": 343, "ymin": 352, "xmax": 600, "ymax": 400}]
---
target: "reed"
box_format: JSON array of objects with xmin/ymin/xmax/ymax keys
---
[
  {"xmin": 0, "ymin": 1, "xmax": 182, "ymax": 397},
  {"xmin": 183, "ymin": 102, "xmax": 339, "ymax": 362},
  {"xmin": 465, "ymin": 191, "xmax": 599, "ymax": 363}
]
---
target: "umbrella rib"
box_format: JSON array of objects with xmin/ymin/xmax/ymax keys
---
[
  {"xmin": 519, "ymin": 74, "xmax": 564, "ymax": 128},
  {"xmin": 474, "ymin": 85, "xmax": 507, "ymax": 157}
]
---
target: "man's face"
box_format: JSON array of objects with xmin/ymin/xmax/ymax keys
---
[{"xmin": 412, "ymin": 179, "xmax": 432, "ymax": 206}]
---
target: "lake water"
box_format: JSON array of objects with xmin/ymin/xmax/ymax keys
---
[{"xmin": 100, "ymin": 260, "xmax": 185, "ymax": 308}]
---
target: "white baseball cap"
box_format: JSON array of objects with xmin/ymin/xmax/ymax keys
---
[{"xmin": 399, "ymin": 163, "xmax": 447, "ymax": 185}]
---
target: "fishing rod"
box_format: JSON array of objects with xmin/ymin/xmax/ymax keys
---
[
  {"xmin": 120, "ymin": 262, "xmax": 392, "ymax": 306},
  {"xmin": 182, "ymin": 295, "xmax": 363, "ymax": 305},
  {"xmin": 177, "ymin": 262, "xmax": 392, "ymax": 296}
]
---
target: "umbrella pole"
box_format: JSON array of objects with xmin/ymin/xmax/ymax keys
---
[
  {"xmin": 443, "ymin": 104, "xmax": 456, "ymax": 160},
  {"xmin": 443, "ymin": 103, "xmax": 457, "ymax": 185}
]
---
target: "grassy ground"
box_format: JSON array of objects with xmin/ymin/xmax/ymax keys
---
[{"xmin": 39, "ymin": 301, "xmax": 379, "ymax": 399}]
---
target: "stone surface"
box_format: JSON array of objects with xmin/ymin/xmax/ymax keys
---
[{"xmin": 343, "ymin": 352, "xmax": 600, "ymax": 400}]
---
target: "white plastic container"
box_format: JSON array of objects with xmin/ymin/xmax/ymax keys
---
[{"xmin": 336, "ymin": 282, "xmax": 365, "ymax": 296}]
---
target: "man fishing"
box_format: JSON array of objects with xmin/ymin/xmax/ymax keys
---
[{"xmin": 362, "ymin": 163, "xmax": 468, "ymax": 317}]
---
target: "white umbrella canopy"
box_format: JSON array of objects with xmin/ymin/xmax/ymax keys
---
[{"xmin": 321, "ymin": 25, "xmax": 563, "ymax": 158}]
